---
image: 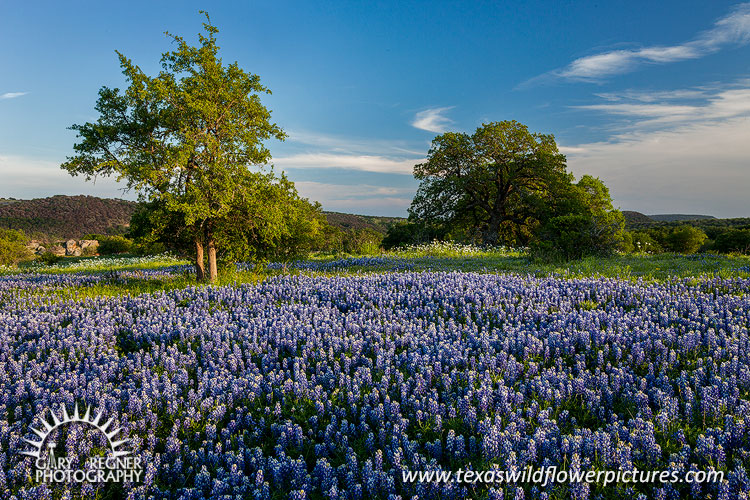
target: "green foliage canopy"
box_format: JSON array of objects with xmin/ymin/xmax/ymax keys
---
[
  {"xmin": 407, "ymin": 121, "xmax": 624, "ymax": 260},
  {"xmin": 0, "ymin": 228, "xmax": 32, "ymax": 267},
  {"xmin": 96, "ymin": 235, "xmax": 134, "ymax": 255},
  {"xmin": 61, "ymin": 13, "xmax": 300, "ymax": 280},
  {"xmin": 532, "ymin": 175, "xmax": 625, "ymax": 260},
  {"xmin": 713, "ymin": 228, "xmax": 750, "ymax": 254},
  {"xmin": 382, "ymin": 221, "xmax": 447, "ymax": 250},
  {"xmin": 666, "ymin": 226, "xmax": 708, "ymax": 254},
  {"xmin": 213, "ymin": 172, "xmax": 325, "ymax": 264},
  {"xmin": 409, "ymin": 121, "xmax": 569, "ymax": 245}
]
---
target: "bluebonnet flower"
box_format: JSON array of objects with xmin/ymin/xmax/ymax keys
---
[{"xmin": 3, "ymin": 270, "xmax": 750, "ymax": 498}]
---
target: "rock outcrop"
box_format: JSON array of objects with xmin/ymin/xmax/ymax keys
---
[
  {"xmin": 49, "ymin": 245, "xmax": 66, "ymax": 256},
  {"xmin": 65, "ymin": 239, "xmax": 81, "ymax": 256},
  {"xmin": 26, "ymin": 239, "xmax": 100, "ymax": 256},
  {"xmin": 80, "ymin": 240, "xmax": 99, "ymax": 252},
  {"xmin": 26, "ymin": 240, "xmax": 47, "ymax": 255}
]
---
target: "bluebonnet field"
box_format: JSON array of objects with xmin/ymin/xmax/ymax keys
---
[{"xmin": 1, "ymin": 250, "xmax": 750, "ymax": 499}]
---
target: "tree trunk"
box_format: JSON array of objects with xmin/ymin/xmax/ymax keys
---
[
  {"xmin": 482, "ymin": 216, "xmax": 502, "ymax": 246},
  {"xmin": 207, "ymin": 231, "xmax": 218, "ymax": 283},
  {"xmin": 195, "ymin": 237, "xmax": 206, "ymax": 282}
]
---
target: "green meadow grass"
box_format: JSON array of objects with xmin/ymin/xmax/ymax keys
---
[
  {"xmin": 2, "ymin": 249, "xmax": 749, "ymax": 301},
  {"xmin": 302, "ymin": 249, "xmax": 750, "ymax": 281},
  {"xmin": 16, "ymin": 253, "xmax": 189, "ymax": 274}
]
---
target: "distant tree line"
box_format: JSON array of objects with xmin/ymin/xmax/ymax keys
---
[
  {"xmin": 626, "ymin": 225, "xmax": 750, "ymax": 254},
  {"xmin": 625, "ymin": 216, "xmax": 750, "ymax": 231},
  {"xmin": 385, "ymin": 206, "xmax": 750, "ymax": 258}
]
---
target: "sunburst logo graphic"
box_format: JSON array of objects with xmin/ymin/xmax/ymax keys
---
[
  {"xmin": 21, "ymin": 403, "xmax": 130, "ymax": 460},
  {"xmin": 20, "ymin": 403, "xmax": 143, "ymax": 484}
]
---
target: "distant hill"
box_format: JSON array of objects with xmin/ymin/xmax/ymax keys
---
[
  {"xmin": 623, "ymin": 211, "xmax": 749, "ymax": 234},
  {"xmin": 323, "ymin": 211, "xmax": 404, "ymax": 234},
  {"xmin": 623, "ymin": 211, "xmax": 725, "ymax": 230},
  {"xmin": 1, "ymin": 194, "xmax": 744, "ymax": 244},
  {"xmin": 0, "ymin": 196, "xmax": 404, "ymax": 241},
  {"xmin": 622, "ymin": 211, "xmax": 653, "ymax": 225},
  {"xmin": 648, "ymin": 214, "xmax": 716, "ymax": 222},
  {"xmin": 0, "ymin": 195, "xmax": 138, "ymax": 241}
]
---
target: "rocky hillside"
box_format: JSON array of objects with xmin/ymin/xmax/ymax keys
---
[
  {"xmin": 0, "ymin": 195, "xmax": 404, "ymax": 241},
  {"xmin": 647, "ymin": 214, "xmax": 716, "ymax": 222},
  {"xmin": 323, "ymin": 211, "xmax": 404, "ymax": 234},
  {"xmin": 0, "ymin": 195, "xmax": 138, "ymax": 241},
  {"xmin": 622, "ymin": 211, "xmax": 654, "ymax": 226}
]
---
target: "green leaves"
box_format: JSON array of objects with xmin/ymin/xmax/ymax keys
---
[
  {"xmin": 214, "ymin": 172, "xmax": 325, "ymax": 264},
  {"xmin": 61, "ymin": 14, "xmax": 303, "ymax": 280},
  {"xmin": 409, "ymin": 121, "xmax": 624, "ymax": 257},
  {"xmin": 64, "ymin": 14, "xmax": 285, "ymax": 201},
  {"xmin": 666, "ymin": 226, "xmax": 708, "ymax": 254},
  {"xmin": 0, "ymin": 228, "xmax": 32, "ymax": 267},
  {"xmin": 409, "ymin": 120, "xmax": 569, "ymax": 245}
]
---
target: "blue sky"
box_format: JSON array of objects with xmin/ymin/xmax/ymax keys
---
[{"xmin": 1, "ymin": 1, "xmax": 749, "ymax": 217}]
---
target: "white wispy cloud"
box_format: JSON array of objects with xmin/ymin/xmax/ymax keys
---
[
  {"xmin": 536, "ymin": 3, "xmax": 750, "ymax": 82},
  {"xmin": 294, "ymin": 181, "xmax": 413, "ymax": 216},
  {"xmin": 1, "ymin": 92, "xmax": 28, "ymax": 100},
  {"xmin": 594, "ymin": 89, "xmax": 709, "ymax": 102},
  {"xmin": 575, "ymin": 103, "xmax": 700, "ymax": 120},
  {"xmin": 565, "ymin": 118, "xmax": 750, "ymax": 217},
  {"xmin": 575, "ymin": 85, "xmax": 750, "ymax": 126},
  {"xmin": 287, "ymin": 130, "xmax": 426, "ymax": 156},
  {"xmin": 557, "ymin": 146, "xmax": 587, "ymax": 154},
  {"xmin": 563, "ymin": 81, "xmax": 750, "ymax": 217},
  {"xmin": 411, "ymin": 107, "xmax": 454, "ymax": 133},
  {"xmin": 295, "ymin": 181, "xmax": 413, "ymax": 198},
  {"xmin": 274, "ymin": 153, "xmax": 421, "ymax": 175},
  {"xmin": 0, "ymin": 155, "xmax": 131, "ymax": 198}
]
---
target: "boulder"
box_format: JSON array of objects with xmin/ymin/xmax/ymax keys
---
[
  {"xmin": 50, "ymin": 245, "xmax": 66, "ymax": 256},
  {"xmin": 65, "ymin": 239, "xmax": 79, "ymax": 256},
  {"xmin": 26, "ymin": 240, "xmax": 42, "ymax": 251},
  {"xmin": 35, "ymin": 246, "xmax": 46, "ymax": 255},
  {"xmin": 80, "ymin": 239, "xmax": 99, "ymax": 250},
  {"xmin": 80, "ymin": 239, "xmax": 99, "ymax": 256}
]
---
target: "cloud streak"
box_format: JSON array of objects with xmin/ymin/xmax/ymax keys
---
[
  {"xmin": 574, "ymin": 84, "xmax": 750, "ymax": 126},
  {"xmin": 286, "ymin": 129, "xmax": 425, "ymax": 156},
  {"xmin": 535, "ymin": 3, "xmax": 750, "ymax": 82},
  {"xmin": 294, "ymin": 181, "xmax": 414, "ymax": 216},
  {"xmin": 411, "ymin": 107, "xmax": 454, "ymax": 133},
  {"xmin": 274, "ymin": 153, "xmax": 421, "ymax": 175},
  {"xmin": 563, "ymin": 81, "xmax": 750, "ymax": 217},
  {"xmin": 1, "ymin": 92, "xmax": 27, "ymax": 100},
  {"xmin": 0, "ymin": 155, "xmax": 131, "ymax": 199},
  {"xmin": 594, "ymin": 89, "xmax": 709, "ymax": 102}
]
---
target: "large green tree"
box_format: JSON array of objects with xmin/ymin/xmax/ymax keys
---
[
  {"xmin": 213, "ymin": 171, "xmax": 326, "ymax": 265},
  {"xmin": 531, "ymin": 175, "xmax": 626, "ymax": 260},
  {"xmin": 62, "ymin": 13, "xmax": 286, "ymax": 281},
  {"xmin": 409, "ymin": 121, "xmax": 569, "ymax": 245},
  {"xmin": 128, "ymin": 171, "xmax": 326, "ymax": 266},
  {"xmin": 714, "ymin": 228, "xmax": 750, "ymax": 254},
  {"xmin": 0, "ymin": 228, "xmax": 32, "ymax": 267}
]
